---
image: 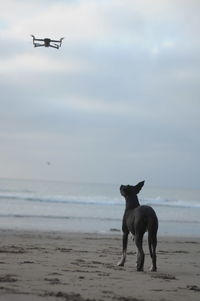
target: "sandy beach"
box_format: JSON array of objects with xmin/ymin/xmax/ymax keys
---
[{"xmin": 0, "ymin": 230, "xmax": 199, "ymax": 301}]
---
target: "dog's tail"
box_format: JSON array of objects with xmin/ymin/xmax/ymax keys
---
[
  {"xmin": 147, "ymin": 218, "xmax": 158, "ymax": 258},
  {"xmin": 148, "ymin": 233, "xmax": 153, "ymax": 258}
]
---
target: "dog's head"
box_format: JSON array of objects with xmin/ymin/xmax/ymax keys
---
[{"xmin": 120, "ymin": 181, "xmax": 145, "ymax": 198}]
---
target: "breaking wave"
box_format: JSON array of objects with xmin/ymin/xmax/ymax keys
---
[{"xmin": 0, "ymin": 191, "xmax": 200, "ymax": 208}]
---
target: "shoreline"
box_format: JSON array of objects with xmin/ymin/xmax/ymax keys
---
[
  {"xmin": 1, "ymin": 227, "xmax": 200, "ymax": 238},
  {"xmin": 0, "ymin": 229, "xmax": 199, "ymax": 301},
  {"xmin": 0, "ymin": 225, "xmax": 200, "ymax": 238}
]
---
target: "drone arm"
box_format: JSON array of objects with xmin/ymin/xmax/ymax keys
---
[
  {"xmin": 51, "ymin": 37, "xmax": 64, "ymax": 44},
  {"xmin": 50, "ymin": 44, "xmax": 59, "ymax": 49},
  {"xmin": 34, "ymin": 43, "xmax": 45, "ymax": 48},
  {"xmin": 34, "ymin": 38, "xmax": 45, "ymax": 42},
  {"xmin": 51, "ymin": 39, "xmax": 60, "ymax": 43}
]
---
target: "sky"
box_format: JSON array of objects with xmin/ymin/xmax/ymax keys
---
[{"xmin": 0, "ymin": 0, "xmax": 200, "ymax": 188}]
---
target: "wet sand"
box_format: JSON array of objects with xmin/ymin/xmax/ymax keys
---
[{"xmin": 0, "ymin": 230, "xmax": 199, "ymax": 301}]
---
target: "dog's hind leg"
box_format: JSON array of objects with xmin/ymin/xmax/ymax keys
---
[
  {"xmin": 135, "ymin": 233, "xmax": 145, "ymax": 271},
  {"xmin": 117, "ymin": 232, "xmax": 129, "ymax": 266},
  {"xmin": 149, "ymin": 232, "xmax": 157, "ymax": 272},
  {"xmin": 148, "ymin": 217, "xmax": 158, "ymax": 272}
]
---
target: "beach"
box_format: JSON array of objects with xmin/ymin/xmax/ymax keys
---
[
  {"xmin": 0, "ymin": 179, "xmax": 200, "ymax": 300},
  {"xmin": 0, "ymin": 229, "xmax": 199, "ymax": 301}
]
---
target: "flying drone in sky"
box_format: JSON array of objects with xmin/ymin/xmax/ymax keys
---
[{"xmin": 31, "ymin": 35, "xmax": 64, "ymax": 49}]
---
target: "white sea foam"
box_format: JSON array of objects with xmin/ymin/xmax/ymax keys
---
[
  {"xmin": 0, "ymin": 178, "xmax": 199, "ymax": 235},
  {"xmin": 0, "ymin": 190, "xmax": 200, "ymax": 209}
]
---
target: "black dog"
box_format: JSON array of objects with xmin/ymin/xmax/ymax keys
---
[{"xmin": 117, "ymin": 181, "xmax": 158, "ymax": 271}]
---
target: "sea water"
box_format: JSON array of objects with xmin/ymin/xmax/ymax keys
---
[{"xmin": 0, "ymin": 178, "xmax": 199, "ymax": 237}]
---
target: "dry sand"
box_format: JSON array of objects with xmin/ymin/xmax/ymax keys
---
[{"xmin": 0, "ymin": 229, "xmax": 199, "ymax": 301}]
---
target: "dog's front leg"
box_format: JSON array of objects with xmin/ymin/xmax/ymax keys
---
[{"xmin": 117, "ymin": 232, "xmax": 129, "ymax": 266}]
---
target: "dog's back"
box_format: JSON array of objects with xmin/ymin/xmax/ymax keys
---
[{"xmin": 125, "ymin": 205, "xmax": 158, "ymax": 236}]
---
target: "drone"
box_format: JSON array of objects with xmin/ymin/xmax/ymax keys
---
[{"xmin": 31, "ymin": 35, "xmax": 64, "ymax": 49}]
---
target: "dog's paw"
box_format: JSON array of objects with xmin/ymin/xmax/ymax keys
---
[
  {"xmin": 117, "ymin": 260, "xmax": 125, "ymax": 267},
  {"xmin": 149, "ymin": 265, "xmax": 157, "ymax": 272},
  {"xmin": 136, "ymin": 267, "xmax": 144, "ymax": 272}
]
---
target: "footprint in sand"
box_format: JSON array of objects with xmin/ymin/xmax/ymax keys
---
[
  {"xmin": 0, "ymin": 274, "xmax": 18, "ymax": 283},
  {"xmin": 151, "ymin": 273, "xmax": 177, "ymax": 281},
  {"xmin": 44, "ymin": 278, "xmax": 61, "ymax": 285},
  {"xmin": 187, "ymin": 285, "xmax": 200, "ymax": 292},
  {"xmin": 0, "ymin": 246, "xmax": 26, "ymax": 254}
]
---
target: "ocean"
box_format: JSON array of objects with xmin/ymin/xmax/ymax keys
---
[{"xmin": 0, "ymin": 178, "xmax": 199, "ymax": 237}]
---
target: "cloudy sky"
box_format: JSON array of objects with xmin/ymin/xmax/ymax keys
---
[{"xmin": 0, "ymin": 0, "xmax": 200, "ymax": 188}]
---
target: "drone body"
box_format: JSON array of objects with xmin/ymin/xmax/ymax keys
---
[{"xmin": 31, "ymin": 35, "xmax": 64, "ymax": 49}]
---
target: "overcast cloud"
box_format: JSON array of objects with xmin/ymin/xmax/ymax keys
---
[{"xmin": 0, "ymin": 0, "xmax": 200, "ymax": 187}]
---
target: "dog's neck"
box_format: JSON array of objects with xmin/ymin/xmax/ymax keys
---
[{"xmin": 125, "ymin": 195, "xmax": 140, "ymax": 210}]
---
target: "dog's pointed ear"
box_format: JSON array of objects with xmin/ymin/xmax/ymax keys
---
[{"xmin": 134, "ymin": 181, "xmax": 145, "ymax": 194}]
